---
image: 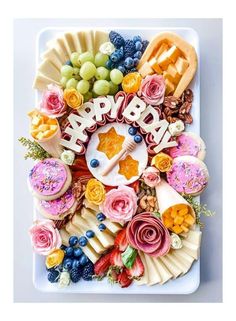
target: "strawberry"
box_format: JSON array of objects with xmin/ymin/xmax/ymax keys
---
[
  {"xmin": 117, "ymin": 269, "xmax": 133, "ymax": 288},
  {"xmin": 94, "ymin": 251, "xmax": 112, "ymax": 277},
  {"xmin": 114, "ymin": 228, "xmax": 128, "ymax": 252},
  {"xmin": 110, "ymin": 248, "xmax": 123, "ymax": 268},
  {"xmin": 126, "ymin": 254, "xmax": 144, "ymax": 279}
]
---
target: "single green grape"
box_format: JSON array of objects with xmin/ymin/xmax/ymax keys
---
[
  {"xmin": 110, "ymin": 69, "xmax": 124, "ymax": 85},
  {"xmin": 77, "ymin": 80, "xmax": 90, "ymax": 94},
  {"xmin": 61, "ymin": 65, "xmax": 74, "ymax": 78},
  {"xmin": 95, "ymin": 67, "xmax": 109, "ymax": 80},
  {"xmin": 109, "ymin": 81, "xmax": 119, "ymax": 95},
  {"xmin": 60, "ymin": 77, "xmax": 68, "ymax": 88},
  {"xmin": 83, "ymin": 91, "xmax": 93, "ymax": 102},
  {"xmin": 80, "ymin": 62, "xmax": 97, "ymax": 80},
  {"xmin": 79, "ymin": 51, "xmax": 94, "ymax": 65},
  {"xmin": 66, "ymin": 78, "xmax": 78, "ymax": 89},
  {"xmin": 94, "ymin": 52, "xmax": 109, "ymax": 67},
  {"xmin": 70, "ymin": 52, "xmax": 81, "ymax": 67},
  {"xmin": 93, "ymin": 80, "xmax": 110, "ymax": 96}
]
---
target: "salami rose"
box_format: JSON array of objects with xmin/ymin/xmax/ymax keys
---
[{"xmin": 126, "ymin": 212, "xmax": 171, "ymax": 257}]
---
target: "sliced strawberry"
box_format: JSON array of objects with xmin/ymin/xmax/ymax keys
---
[
  {"xmin": 110, "ymin": 248, "xmax": 124, "ymax": 268},
  {"xmin": 126, "ymin": 254, "xmax": 144, "ymax": 279},
  {"xmin": 117, "ymin": 269, "xmax": 133, "ymax": 288},
  {"xmin": 114, "ymin": 228, "xmax": 128, "ymax": 252},
  {"xmin": 94, "ymin": 251, "xmax": 112, "ymax": 277}
]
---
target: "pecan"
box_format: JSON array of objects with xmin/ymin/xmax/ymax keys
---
[
  {"xmin": 183, "ymin": 89, "xmax": 193, "ymax": 103},
  {"xmin": 161, "ymin": 112, "xmax": 167, "ymax": 120},
  {"xmin": 167, "ymin": 116, "xmax": 179, "ymax": 123},
  {"xmin": 178, "ymin": 114, "xmax": 186, "ymax": 121},
  {"xmin": 163, "ymin": 96, "xmax": 180, "ymax": 109},
  {"xmin": 179, "ymin": 102, "xmax": 192, "ymax": 115},
  {"xmin": 184, "ymin": 113, "xmax": 193, "ymax": 124}
]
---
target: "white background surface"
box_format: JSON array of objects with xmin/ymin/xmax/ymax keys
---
[{"xmin": 14, "ymin": 18, "xmax": 222, "ymax": 302}]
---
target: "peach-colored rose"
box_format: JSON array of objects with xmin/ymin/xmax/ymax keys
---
[
  {"xmin": 138, "ymin": 74, "xmax": 165, "ymax": 105},
  {"xmin": 142, "ymin": 166, "xmax": 161, "ymax": 187},
  {"xmin": 40, "ymin": 84, "xmax": 66, "ymax": 117},
  {"xmin": 29, "ymin": 220, "xmax": 62, "ymax": 256},
  {"xmin": 151, "ymin": 152, "xmax": 173, "ymax": 172},
  {"xmin": 63, "ymin": 88, "xmax": 83, "ymax": 109}
]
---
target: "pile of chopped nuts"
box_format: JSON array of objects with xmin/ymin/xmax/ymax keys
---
[{"xmin": 137, "ymin": 180, "xmax": 159, "ymax": 213}]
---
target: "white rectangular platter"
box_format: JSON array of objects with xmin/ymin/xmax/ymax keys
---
[{"xmin": 33, "ymin": 27, "xmax": 200, "ymax": 294}]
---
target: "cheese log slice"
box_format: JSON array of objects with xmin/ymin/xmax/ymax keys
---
[
  {"xmin": 182, "ymin": 240, "xmax": 200, "ymax": 260},
  {"xmin": 175, "ymin": 57, "xmax": 189, "ymax": 75},
  {"xmin": 65, "ymin": 221, "xmax": 99, "ymax": 263},
  {"xmin": 84, "ymin": 30, "xmax": 94, "ymax": 54},
  {"xmin": 81, "ymin": 208, "xmax": 114, "ymax": 248},
  {"xmin": 63, "ymin": 32, "xmax": 76, "ymax": 54},
  {"xmin": 93, "ymin": 30, "xmax": 109, "ymax": 53},
  {"xmin": 152, "ymin": 257, "xmax": 173, "ymax": 284},
  {"xmin": 38, "ymin": 59, "xmax": 61, "ymax": 82},
  {"xmin": 33, "ymin": 73, "xmax": 61, "ymax": 91},
  {"xmin": 59, "ymin": 228, "xmax": 70, "ymax": 246},
  {"xmin": 72, "ymin": 214, "xmax": 105, "ymax": 254},
  {"xmin": 41, "ymin": 48, "xmax": 63, "ymax": 70},
  {"xmin": 166, "ymin": 45, "xmax": 181, "ymax": 63},
  {"xmin": 144, "ymin": 254, "xmax": 162, "ymax": 285},
  {"xmin": 134, "ymin": 251, "xmax": 149, "ymax": 285},
  {"xmin": 149, "ymin": 58, "xmax": 162, "ymax": 74},
  {"xmin": 159, "ymin": 255, "xmax": 182, "ymax": 278},
  {"xmin": 157, "ymin": 51, "xmax": 171, "ymax": 70}
]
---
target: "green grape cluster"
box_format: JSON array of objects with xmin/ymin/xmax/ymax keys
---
[{"xmin": 60, "ymin": 50, "xmax": 124, "ymax": 101}]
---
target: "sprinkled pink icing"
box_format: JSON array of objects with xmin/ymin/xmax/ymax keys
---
[
  {"xmin": 167, "ymin": 159, "xmax": 208, "ymax": 194},
  {"xmin": 29, "ymin": 159, "xmax": 67, "ymax": 196},
  {"xmin": 39, "ymin": 188, "xmax": 75, "ymax": 216},
  {"xmin": 168, "ymin": 134, "xmax": 200, "ymax": 158}
]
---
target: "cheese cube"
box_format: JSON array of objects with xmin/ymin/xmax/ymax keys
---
[
  {"xmin": 172, "ymin": 225, "xmax": 183, "ymax": 234},
  {"xmin": 184, "ymin": 214, "xmax": 195, "ymax": 226},
  {"xmin": 167, "ymin": 64, "xmax": 181, "ymax": 84},
  {"xmin": 174, "ymin": 216, "xmax": 184, "ymax": 225},
  {"xmin": 155, "ymin": 42, "xmax": 169, "ymax": 59},
  {"xmin": 165, "ymin": 78, "xmax": 175, "ymax": 95},
  {"xmin": 166, "ymin": 45, "xmax": 181, "ymax": 63},
  {"xmin": 38, "ymin": 124, "xmax": 50, "ymax": 131},
  {"xmin": 163, "ymin": 217, "xmax": 174, "ymax": 228},
  {"xmin": 171, "ymin": 209, "xmax": 178, "ymax": 219},
  {"xmin": 139, "ymin": 61, "xmax": 154, "ymax": 77},
  {"xmin": 149, "ymin": 57, "xmax": 162, "ymax": 74},
  {"xmin": 180, "ymin": 224, "xmax": 189, "ymax": 233},
  {"xmin": 179, "ymin": 208, "xmax": 189, "ymax": 216},
  {"xmin": 36, "ymin": 132, "xmax": 45, "ymax": 140},
  {"xmin": 175, "ymin": 57, "xmax": 189, "ymax": 75},
  {"xmin": 157, "ymin": 51, "xmax": 171, "ymax": 70}
]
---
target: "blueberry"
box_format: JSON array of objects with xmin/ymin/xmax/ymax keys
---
[
  {"xmin": 65, "ymin": 246, "xmax": 74, "ymax": 257},
  {"xmin": 130, "ymin": 68, "xmax": 137, "ymax": 72},
  {"xmin": 117, "ymin": 65, "xmax": 126, "ymax": 74},
  {"xmin": 134, "ymin": 135, "xmax": 143, "ymax": 143},
  {"xmin": 133, "ymin": 51, "xmax": 142, "ymax": 59},
  {"xmin": 124, "ymin": 57, "xmax": 134, "ymax": 69},
  {"xmin": 90, "ymin": 159, "xmax": 99, "ymax": 168},
  {"xmin": 65, "ymin": 60, "xmax": 73, "ymax": 67},
  {"xmin": 73, "ymin": 247, "xmax": 83, "ymax": 257},
  {"xmin": 110, "ymin": 52, "xmax": 120, "ymax": 63},
  {"xmin": 47, "ymin": 270, "xmax": 59, "ymax": 283},
  {"xmin": 96, "ymin": 212, "xmax": 106, "ymax": 221},
  {"xmin": 106, "ymin": 59, "xmax": 115, "ymax": 70},
  {"xmin": 60, "ymin": 244, "xmax": 67, "ymax": 250},
  {"xmin": 63, "ymin": 258, "xmax": 73, "ymax": 270},
  {"xmin": 72, "ymin": 259, "xmax": 81, "ymax": 269},
  {"xmin": 128, "ymin": 126, "xmax": 138, "ymax": 136},
  {"xmin": 98, "ymin": 223, "xmax": 106, "ymax": 231},
  {"xmin": 86, "ymin": 230, "xmax": 95, "ymax": 238},
  {"xmin": 69, "ymin": 235, "xmax": 79, "ymax": 247},
  {"xmin": 142, "ymin": 40, "xmax": 149, "ymax": 52},
  {"xmin": 79, "ymin": 254, "xmax": 89, "ymax": 266},
  {"xmin": 82, "ymin": 261, "xmax": 94, "ymax": 281},
  {"xmin": 135, "ymin": 41, "xmax": 143, "ymax": 51},
  {"xmin": 133, "ymin": 35, "xmax": 142, "ymax": 43},
  {"xmin": 133, "ymin": 58, "xmax": 139, "ymax": 67},
  {"xmin": 78, "ymin": 236, "xmax": 88, "ymax": 247}
]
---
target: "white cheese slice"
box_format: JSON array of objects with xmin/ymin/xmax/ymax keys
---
[
  {"xmin": 76, "ymin": 31, "xmax": 87, "ymax": 53},
  {"xmin": 144, "ymin": 254, "xmax": 162, "ymax": 285},
  {"xmin": 185, "ymin": 230, "xmax": 202, "ymax": 247},
  {"xmin": 159, "ymin": 255, "xmax": 182, "ymax": 278},
  {"xmin": 171, "ymin": 250, "xmax": 194, "ymax": 273},
  {"xmin": 38, "ymin": 59, "xmax": 61, "ymax": 82},
  {"xmin": 81, "ymin": 208, "xmax": 114, "ymax": 248},
  {"xmin": 134, "ymin": 251, "xmax": 149, "ymax": 285},
  {"xmin": 56, "ymin": 38, "xmax": 71, "ymax": 61},
  {"xmin": 63, "ymin": 32, "xmax": 76, "ymax": 54},
  {"xmin": 93, "ymin": 30, "xmax": 109, "ymax": 53},
  {"xmin": 72, "ymin": 214, "xmax": 105, "ymax": 254},
  {"xmin": 59, "ymin": 228, "xmax": 70, "ymax": 246},
  {"xmin": 72, "ymin": 33, "xmax": 82, "ymax": 54},
  {"xmin": 166, "ymin": 253, "xmax": 189, "ymax": 274},
  {"xmin": 152, "ymin": 257, "xmax": 173, "ymax": 284},
  {"xmin": 84, "ymin": 30, "xmax": 94, "ymax": 54},
  {"xmin": 33, "ymin": 73, "xmax": 60, "ymax": 91},
  {"xmin": 83, "ymin": 199, "xmax": 99, "ymax": 212},
  {"xmin": 41, "ymin": 48, "xmax": 63, "ymax": 70},
  {"xmin": 182, "ymin": 240, "xmax": 200, "ymax": 260}
]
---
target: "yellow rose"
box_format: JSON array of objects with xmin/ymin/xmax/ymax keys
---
[
  {"xmin": 45, "ymin": 248, "xmax": 64, "ymax": 269},
  {"xmin": 151, "ymin": 152, "xmax": 173, "ymax": 172},
  {"xmin": 85, "ymin": 178, "xmax": 106, "ymax": 205},
  {"xmin": 63, "ymin": 88, "xmax": 83, "ymax": 109}
]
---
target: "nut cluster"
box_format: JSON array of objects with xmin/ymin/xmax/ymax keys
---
[
  {"xmin": 161, "ymin": 89, "xmax": 193, "ymax": 124},
  {"xmin": 137, "ymin": 181, "xmax": 159, "ymax": 213}
]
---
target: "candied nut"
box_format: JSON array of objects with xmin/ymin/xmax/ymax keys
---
[
  {"xmin": 184, "ymin": 113, "xmax": 193, "ymax": 124},
  {"xmin": 163, "ymin": 96, "xmax": 180, "ymax": 109},
  {"xmin": 184, "ymin": 89, "xmax": 193, "ymax": 103},
  {"xmin": 179, "ymin": 102, "xmax": 192, "ymax": 115},
  {"xmin": 178, "ymin": 114, "xmax": 186, "ymax": 121},
  {"xmin": 147, "ymin": 196, "xmax": 155, "ymax": 208},
  {"xmin": 140, "ymin": 196, "xmax": 148, "ymax": 209}
]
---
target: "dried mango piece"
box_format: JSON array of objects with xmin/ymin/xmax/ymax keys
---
[
  {"xmin": 184, "ymin": 214, "xmax": 195, "ymax": 226},
  {"xmin": 172, "ymin": 225, "xmax": 183, "ymax": 234},
  {"xmin": 118, "ymin": 155, "xmax": 139, "ymax": 180},
  {"xmin": 97, "ymin": 127, "xmax": 125, "ymax": 160}
]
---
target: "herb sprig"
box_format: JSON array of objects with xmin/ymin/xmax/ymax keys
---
[{"xmin": 18, "ymin": 137, "xmax": 51, "ymax": 160}]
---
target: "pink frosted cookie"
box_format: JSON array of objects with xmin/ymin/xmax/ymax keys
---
[
  {"xmin": 29, "ymin": 158, "xmax": 72, "ymax": 200},
  {"xmin": 37, "ymin": 187, "xmax": 77, "ymax": 220},
  {"xmin": 167, "ymin": 132, "xmax": 206, "ymax": 160},
  {"xmin": 166, "ymin": 156, "xmax": 209, "ymax": 196}
]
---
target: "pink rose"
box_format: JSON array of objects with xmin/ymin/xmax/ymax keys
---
[
  {"xmin": 29, "ymin": 219, "xmax": 62, "ymax": 255},
  {"xmin": 40, "ymin": 84, "xmax": 66, "ymax": 117},
  {"xmin": 138, "ymin": 74, "xmax": 166, "ymax": 105},
  {"xmin": 100, "ymin": 185, "xmax": 138, "ymax": 224},
  {"xmin": 142, "ymin": 166, "xmax": 161, "ymax": 188}
]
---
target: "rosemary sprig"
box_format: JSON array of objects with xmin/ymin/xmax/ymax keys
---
[
  {"xmin": 184, "ymin": 195, "xmax": 215, "ymax": 228},
  {"xmin": 18, "ymin": 137, "xmax": 51, "ymax": 160}
]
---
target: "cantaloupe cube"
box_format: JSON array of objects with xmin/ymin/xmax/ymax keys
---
[
  {"xmin": 166, "ymin": 45, "xmax": 181, "ymax": 63},
  {"xmin": 47, "ymin": 118, "xmax": 57, "ymax": 125},
  {"xmin": 149, "ymin": 57, "xmax": 162, "ymax": 74},
  {"xmin": 43, "ymin": 130, "xmax": 54, "ymax": 138},
  {"xmin": 179, "ymin": 208, "xmax": 189, "ymax": 216},
  {"xmin": 165, "ymin": 78, "xmax": 175, "ymax": 95},
  {"xmin": 172, "ymin": 225, "xmax": 183, "ymax": 234},
  {"xmin": 36, "ymin": 132, "xmax": 45, "ymax": 140},
  {"xmin": 157, "ymin": 51, "xmax": 171, "ymax": 70},
  {"xmin": 139, "ymin": 61, "xmax": 154, "ymax": 77},
  {"xmin": 180, "ymin": 224, "xmax": 189, "ymax": 233},
  {"xmin": 184, "ymin": 214, "xmax": 195, "ymax": 226},
  {"xmin": 155, "ymin": 43, "xmax": 169, "ymax": 59},
  {"xmin": 174, "ymin": 216, "xmax": 184, "ymax": 225},
  {"xmin": 175, "ymin": 57, "xmax": 189, "ymax": 75},
  {"xmin": 38, "ymin": 124, "xmax": 50, "ymax": 131},
  {"xmin": 163, "ymin": 217, "xmax": 174, "ymax": 229},
  {"xmin": 171, "ymin": 209, "xmax": 178, "ymax": 219}
]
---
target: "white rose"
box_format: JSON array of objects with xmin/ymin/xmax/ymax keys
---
[
  {"xmin": 60, "ymin": 150, "xmax": 75, "ymax": 166},
  {"xmin": 99, "ymin": 42, "xmax": 115, "ymax": 55},
  {"xmin": 58, "ymin": 271, "xmax": 70, "ymax": 288},
  {"xmin": 170, "ymin": 233, "xmax": 183, "ymax": 249},
  {"xmin": 168, "ymin": 120, "xmax": 185, "ymax": 137}
]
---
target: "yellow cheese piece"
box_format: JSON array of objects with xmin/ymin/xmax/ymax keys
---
[
  {"xmin": 159, "ymin": 255, "xmax": 182, "ymax": 278},
  {"xmin": 166, "ymin": 45, "xmax": 181, "ymax": 63},
  {"xmin": 138, "ymin": 61, "xmax": 155, "ymax": 77},
  {"xmin": 175, "ymin": 56, "xmax": 189, "ymax": 75},
  {"xmin": 165, "ymin": 78, "xmax": 175, "ymax": 95},
  {"xmin": 59, "ymin": 229, "xmax": 70, "ymax": 246},
  {"xmin": 152, "ymin": 257, "xmax": 173, "ymax": 284},
  {"xmin": 149, "ymin": 57, "xmax": 162, "ymax": 74},
  {"xmin": 157, "ymin": 51, "xmax": 171, "ymax": 70},
  {"xmin": 144, "ymin": 254, "xmax": 162, "ymax": 285},
  {"xmin": 155, "ymin": 42, "xmax": 169, "ymax": 59},
  {"xmin": 83, "ymin": 199, "xmax": 99, "ymax": 212}
]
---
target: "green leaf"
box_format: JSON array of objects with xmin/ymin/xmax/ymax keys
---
[
  {"xmin": 154, "ymin": 212, "xmax": 161, "ymax": 219},
  {"xmin": 121, "ymin": 245, "xmax": 137, "ymax": 269}
]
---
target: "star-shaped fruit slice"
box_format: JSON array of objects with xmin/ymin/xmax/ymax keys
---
[
  {"xmin": 118, "ymin": 155, "xmax": 139, "ymax": 180},
  {"xmin": 97, "ymin": 127, "xmax": 125, "ymax": 160}
]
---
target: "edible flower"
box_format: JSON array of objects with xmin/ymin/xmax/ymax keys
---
[
  {"xmin": 170, "ymin": 233, "xmax": 183, "ymax": 249},
  {"xmin": 63, "ymin": 88, "xmax": 84, "ymax": 109},
  {"xmin": 168, "ymin": 120, "xmax": 185, "ymax": 136},
  {"xmin": 58, "ymin": 271, "xmax": 70, "ymax": 288},
  {"xmin": 45, "ymin": 249, "xmax": 65, "ymax": 269},
  {"xmin": 60, "ymin": 149, "xmax": 75, "ymax": 166},
  {"xmin": 151, "ymin": 152, "xmax": 173, "ymax": 172},
  {"xmin": 40, "ymin": 84, "xmax": 67, "ymax": 118},
  {"xmin": 99, "ymin": 42, "xmax": 115, "ymax": 55},
  {"xmin": 85, "ymin": 178, "xmax": 106, "ymax": 205},
  {"xmin": 142, "ymin": 166, "xmax": 161, "ymax": 188}
]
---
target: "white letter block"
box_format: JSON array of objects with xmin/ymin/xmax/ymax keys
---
[
  {"xmin": 153, "ymin": 131, "xmax": 178, "ymax": 153},
  {"xmin": 136, "ymin": 105, "xmax": 160, "ymax": 132},
  {"xmin": 122, "ymin": 96, "xmax": 146, "ymax": 121},
  {"xmin": 107, "ymin": 95, "xmax": 124, "ymax": 119},
  {"xmin": 93, "ymin": 97, "xmax": 111, "ymax": 121},
  {"xmin": 78, "ymin": 102, "xmax": 97, "ymax": 124}
]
